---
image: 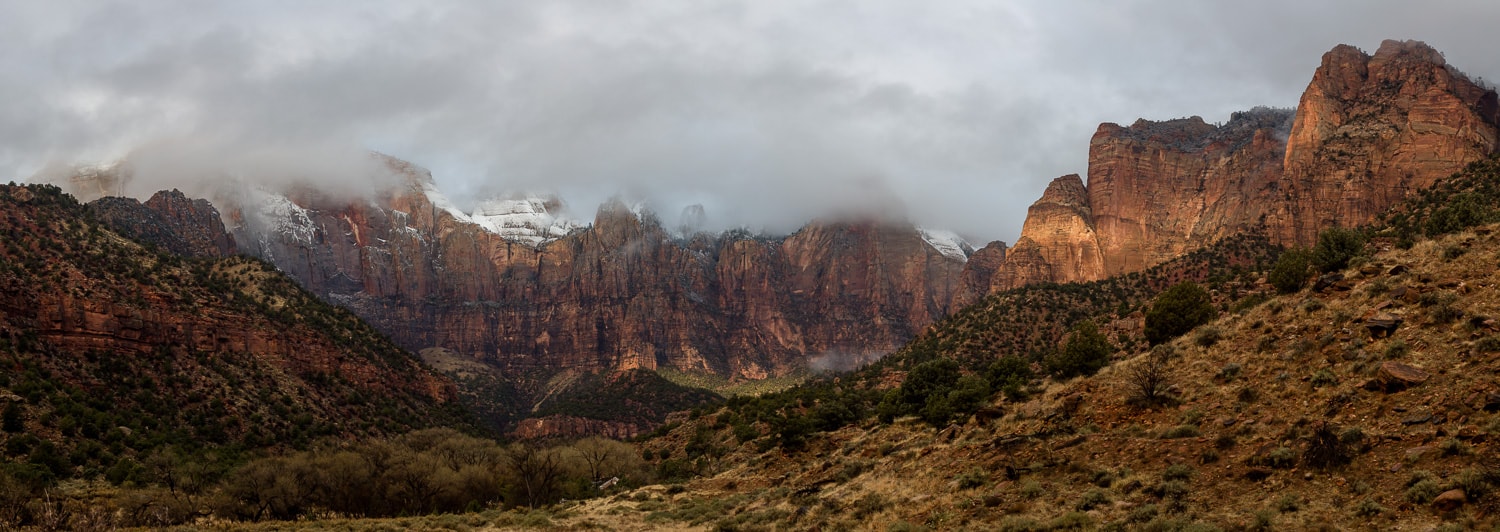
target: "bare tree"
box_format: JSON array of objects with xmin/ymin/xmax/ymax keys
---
[
  {"xmin": 506, "ymin": 443, "xmax": 562, "ymax": 508},
  {"xmin": 575, "ymin": 437, "xmax": 615, "ymax": 482},
  {"xmin": 1125, "ymin": 345, "xmax": 1175, "ymax": 407}
]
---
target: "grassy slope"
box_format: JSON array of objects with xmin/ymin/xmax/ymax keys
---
[{"xmin": 539, "ymin": 158, "xmax": 1500, "ymax": 530}]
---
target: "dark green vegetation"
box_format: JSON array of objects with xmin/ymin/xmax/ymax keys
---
[
  {"xmin": 1, "ymin": 429, "xmax": 646, "ymax": 527},
  {"xmin": 534, "ymin": 369, "xmax": 722, "ymax": 428},
  {"xmin": 1047, "ymin": 320, "xmax": 1114, "ymax": 378},
  {"xmin": 1310, "ymin": 227, "xmax": 1367, "ymax": 273},
  {"xmin": 1143, "ymin": 282, "xmax": 1216, "ymax": 345},
  {"xmin": 1380, "ymin": 156, "xmax": 1500, "ymax": 246},
  {"xmin": 1269, "ymin": 247, "xmax": 1312, "ymax": 294}
]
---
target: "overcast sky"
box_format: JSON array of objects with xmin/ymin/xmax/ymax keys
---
[{"xmin": 4, "ymin": 1, "xmax": 1498, "ymax": 244}]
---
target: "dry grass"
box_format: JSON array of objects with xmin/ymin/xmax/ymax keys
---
[{"xmin": 247, "ymin": 226, "xmax": 1500, "ymax": 530}]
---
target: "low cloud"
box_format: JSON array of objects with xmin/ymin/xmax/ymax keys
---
[{"xmin": 4, "ymin": 1, "xmax": 1499, "ymax": 243}]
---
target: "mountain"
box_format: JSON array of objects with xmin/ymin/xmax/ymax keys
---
[
  {"xmin": 45, "ymin": 39, "xmax": 1495, "ymax": 439},
  {"xmin": 0, "ymin": 183, "xmax": 467, "ymax": 483},
  {"xmin": 56, "ymin": 158, "xmax": 969, "ymax": 434},
  {"xmin": 959, "ymin": 40, "xmax": 1500, "ymax": 301},
  {"xmin": 567, "ymin": 156, "xmax": 1500, "ymax": 531}
]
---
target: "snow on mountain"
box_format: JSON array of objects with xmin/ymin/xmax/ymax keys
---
[
  {"xmin": 469, "ymin": 197, "xmax": 581, "ymax": 246},
  {"xmin": 917, "ymin": 227, "xmax": 973, "ymax": 261},
  {"xmin": 255, "ymin": 190, "xmax": 318, "ymax": 247}
]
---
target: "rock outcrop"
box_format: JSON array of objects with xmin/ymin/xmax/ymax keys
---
[
  {"xmin": 961, "ymin": 40, "xmax": 1499, "ymax": 296},
  {"xmin": 1012, "ymin": 174, "xmax": 1105, "ymax": 283},
  {"xmin": 1273, "ymin": 40, "xmax": 1500, "ymax": 244},
  {"xmin": 89, "ymin": 189, "xmax": 238, "ymax": 258}
]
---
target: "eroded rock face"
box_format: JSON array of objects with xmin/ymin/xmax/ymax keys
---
[
  {"xmin": 1087, "ymin": 111, "xmax": 1293, "ymax": 275},
  {"xmin": 952, "ymin": 240, "xmax": 1007, "ymax": 307},
  {"xmin": 224, "ymin": 161, "xmax": 966, "ymax": 383},
  {"xmin": 961, "ymin": 40, "xmax": 1498, "ymax": 296},
  {"xmin": 511, "ymin": 415, "xmax": 643, "ymax": 440},
  {"xmin": 1273, "ymin": 40, "xmax": 1500, "ymax": 245},
  {"xmin": 1015, "ymin": 174, "xmax": 1105, "ymax": 283},
  {"xmin": 89, "ymin": 190, "xmax": 238, "ymax": 258}
]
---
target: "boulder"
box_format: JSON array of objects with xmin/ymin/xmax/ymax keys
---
[
  {"xmin": 1432, "ymin": 489, "xmax": 1466, "ymax": 513},
  {"xmin": 1314, "ymin": 272, "xmax": 1346, "ymax": 292},
  {"xmin": 1367, "ymin": 361, "xmax": 1430, "ymax": 391},
  {"xmin": 1364, "ymin": 313, "xmax": 1403, "ymax": 338}
]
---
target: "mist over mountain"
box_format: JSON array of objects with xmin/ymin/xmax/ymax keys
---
[{"xmin": 7, "ymin": 1, "xmax": 1500, "ymax": 243}]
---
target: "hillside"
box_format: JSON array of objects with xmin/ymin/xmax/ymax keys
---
[
  {"xmin": 0, "ymin": 183, "xmax": 470, "ymax": 489},
  {"xmin": 544, "ymin": 158, "xmax": 1500, "ymax": 530}
]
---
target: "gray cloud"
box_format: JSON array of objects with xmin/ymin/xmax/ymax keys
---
[{"xmin": 3, "ymin": 0, "xmax": 1499, "ymax": 243}]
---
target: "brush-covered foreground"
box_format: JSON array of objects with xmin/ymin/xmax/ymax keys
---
[{"xmin": 540, "ymin": 226, "xmax": 1500, "ymax": 531}]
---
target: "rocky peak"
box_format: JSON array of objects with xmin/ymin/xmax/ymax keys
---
[
  {"xmin": 89, "ymin": 189, "xmax": 237, "ymax": 258},
  {"xmin": 1034, "ymin": 174, "xmax": 1090, "ymax": 208},
  {"xmin": 1277, "ymin": 39, "xmax": 1500, "ymax": 244}
]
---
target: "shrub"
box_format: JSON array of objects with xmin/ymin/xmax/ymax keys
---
[
  {"xmin": 1144, "ymin": 282, "xmax": 1216, "ymax": 345},
  {"xmin": 1309, "ymin": 369, "xmax": 1337, "ymax": 388},
  {"xmin": 1439, "ymin": 438, "xmax": 1472, "ymax": 457},
  {"xmin": 1256, "ymin": 447, "xmax": 1298, "ymax": 469},
  {"xmin": 1159, "ymin": 425, "xmax": 1200, "ymax": 439},
  {"xmin": 955, "ymin": 468, "xmax": 987, "ymax": 490},
  {"xmin": 1310, "ymin": 227, "xmax": 1366, "ymax": 273},
  {"xmin": 1406, "ymin": 479, "xmax": 1441, "ymax": 504},
  {"xmin": 1162, "ymin": 464, "xmax": 1194, "ymax": 482},
  {"xmin": 1018, "ymin": 480, "xmax": 1045, "ymax": 499},
  {"xmin": 1352, "ymin": 499, "xmax": 1385, "ymax": 518},
  {"xmin": 1383, "ymin": 339, "xmax": 1408, "ymax": 359},
  {"xmin": 1269, "ymin": 248, "xmax": 1312, "ymax": 294},
  {"xmin": 1193, "ymin": 327, "xmax": 1222, "ymax": 347},
  {"xmin": 985, "ymin": 357, "xmax": 1033, "ymax": 400},
  {"xmin": 1075, "ymin": 489, "xmax": 1110, "ymax": 511},
  {"xmin": 1217, "ymin": 362, "xmax": 1242, "ymax": 381},
  {"xmin": 1047, "ymin": 321, "xmax": 1113, "ymax": 379},
  {"xmin": 1275, "ymin": 493, "xmax": 1300, "ymax": 513}
]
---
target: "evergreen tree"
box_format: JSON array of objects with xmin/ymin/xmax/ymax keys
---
[{"xmin": 1144, "ymin": 282, "xmax": 1215, "ymax": 345}]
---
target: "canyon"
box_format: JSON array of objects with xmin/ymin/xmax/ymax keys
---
[{"xmin": 51, "ymin": 39, "xmax": 1500, "ymax": 435}]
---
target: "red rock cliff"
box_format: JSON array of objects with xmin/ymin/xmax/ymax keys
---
[
  {"xmin": 961, "ymin": 40, "xmax": 1498, "ymax": 297},
  {"xmin": 1273, "ymin": 39, "xmax": 1500, "ymax": 244},
  {"xmin": 229, "ymin": 161, "xmax": 966, "ymax": 385}
]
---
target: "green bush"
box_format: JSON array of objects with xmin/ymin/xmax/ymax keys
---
[
  {"xmin": 1310, "ymin": 227, "xmax": 1366, "ymax": 273},
  {"xmin": 1144, "ymin": 282, "xmax": 1216, "ymax": 345},
  {"xmin": 1047, "ymin": 321, "xmax": 1113, "ymax": 378},
  {"xmin": 1268, "ymin": 248, "xmax": 1312, "ymax": 294}
]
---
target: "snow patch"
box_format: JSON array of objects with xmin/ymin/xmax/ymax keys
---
[
  {"xmin": 255, "ymin": 191, "xmax": 318, "ymax": 247},
  {"xmin": 468, "ymin": 196, "xmax": 582, "ymax": 247},
  {"xmin": 918, "ymin": 227, "xmax": 972, "ymax": 261},
  {"xmin": 419, "ymin": 181, "xmax": 474, "ymax": 224}
]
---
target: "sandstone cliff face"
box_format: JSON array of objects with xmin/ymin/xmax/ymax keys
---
[
  {"xmin": 951, "ymin": 240, "xmax": 1007, "ymax": 308},
  {"xmin": 1014, "ymin": 174, "xmax": 1106, "ymax": 283},
  {"xmin": 960, "ymin": 40, "xmax": 1498, "ymax": 297},
  {"xmin": 1274, "ymin": 40, "xmax": 1500, "ymax": 245},
  {"xmin": 223, "ymin": 161, "xmax": 965, "ymax": 391},
  {"xmin": 1087, "ymin": 110, "xmax": 1293, "ymax": 275}
]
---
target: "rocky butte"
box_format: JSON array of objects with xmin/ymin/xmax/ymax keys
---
[{"xmin": 958, "ymin": 40, "xmax": 1500, "ymax": 302}]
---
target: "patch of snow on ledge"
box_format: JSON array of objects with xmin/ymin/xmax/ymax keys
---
[
  {"xmin": 918, "ymin": 228, "xmax": 972, "ymax": 261},
  {"xmin": 469, "ymin": 196, "xmax": 581, "ymax": 247}
]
